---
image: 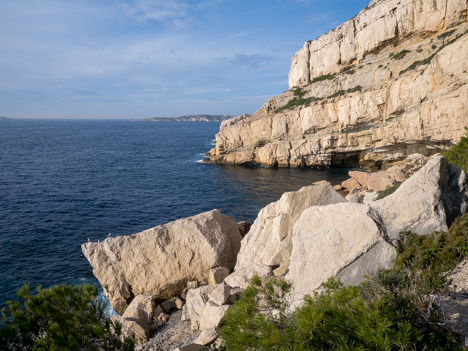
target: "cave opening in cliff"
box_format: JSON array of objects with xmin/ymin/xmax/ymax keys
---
[{"xmin": 330, "ymin": 152, "xmax": 360, "ymax": 168}]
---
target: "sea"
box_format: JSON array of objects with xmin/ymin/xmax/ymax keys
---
[{"xmin": 0, "ymin": 119, "xmax": 351, "ymax": 308}]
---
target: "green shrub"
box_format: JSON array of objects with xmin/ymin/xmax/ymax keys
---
[
  {"xmin": 276, "ymin": 96, "xmax": 310, "ymax": 113},
  {"xmin": 292, "ymin": 87, "xmax": 305, "ymax": 98},
  {"xmin": 222, "ymin": 276, "xmax": 462, "ymax": 350},
  {"xmin": 390, "ymin": 49, "xmax": 410, "ymax": 60},
  {"xmin": 377, "ymin": 214, "xmax": 468, "ymax": 294},
  {"xmin": 309, "ymin": 73, "xmax": 336, "ymax": 84},
  {"xmin": 328, "ymin": 85, "xmax": 362, "ymax": 99},
  {"xmin": 438, "ymin": 29, "xmax": 456, "ymax": 40},
  {"xmin": 222, "ymin": 215, "xmax": 468, "ymax": 350},
  {"xmin": 443, "ymin": 128, "xmax": 468, "ymax": 172},
  {"xmin": 0, "ymin": 284, "xmax": 135, "ymax": 351}
]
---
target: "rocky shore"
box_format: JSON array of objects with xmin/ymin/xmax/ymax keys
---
[
  {"xmin": 206, "ymin": 0, "xmax": 468, "ymax": 169},
  {"xmin": 82, "ymin": 155, "xmax": 468, "ymax": 349}
]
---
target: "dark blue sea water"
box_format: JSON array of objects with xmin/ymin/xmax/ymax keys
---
[{"xmin": 0, "ymin": 119, "xmax": 350, "ymax": 306}]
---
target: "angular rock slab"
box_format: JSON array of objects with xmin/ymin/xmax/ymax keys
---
[
  {"xmin": 82, "ymin": 209, "xmax": 242, "ymax": 314},
  {"xmin": 371, "ymin": 156, "xmax": 468, "ymax": 240},
  {"xmin": 234, "ymin": 182, "xmax": 345, "ymax": 274},
  {"xmin": 224, "ymin": 263, "xmax": 273, "ymax": 290},
  {"xmin": 287, "ymin": 203, "xmax": 396, "ymax": 307}
]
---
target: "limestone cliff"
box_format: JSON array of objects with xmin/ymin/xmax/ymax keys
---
[{"xmin": 207, "ymin": 0, "xmax": 468, "ymax": 169}]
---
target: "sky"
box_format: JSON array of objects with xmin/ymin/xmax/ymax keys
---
[{"xmin": 0, "ymin": 0, "xmax": 369, "ymax": 119}]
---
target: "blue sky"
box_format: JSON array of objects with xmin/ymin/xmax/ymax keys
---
[{"xmin": 0, "ymin": 0, "xmax": 369, "ymax": 119}]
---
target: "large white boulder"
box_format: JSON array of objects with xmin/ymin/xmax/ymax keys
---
[
  {"xmin": 82, "ymin": 209, "xmax": 242, "ymax": 314},
  {"xmin": 287, "ymin": 203, "xmax": 396, "ymax": 306},
  {"xmin": 371, "ymin": 156, "xmax": 468, "ymax": 240},
  {"xmin": 234, "ymin": 182, "xmax": 345, "ymax": 274}
]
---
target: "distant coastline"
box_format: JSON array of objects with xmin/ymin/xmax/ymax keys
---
[
  {"xmin": 0, "ymin": 116, "xmax": 11, "ymax": 120},
  {"xmin": 138, "ymin": 114, "xmax": 232, "ymax": 122}
]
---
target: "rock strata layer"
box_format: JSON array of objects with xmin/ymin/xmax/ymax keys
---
[
  {"xmin": 207, "ymin": 0, "xmax": 468, "ymax": 168},
  {"xmin": 82, "ymin": 209, "xmax": 242, "ymax": 314}
]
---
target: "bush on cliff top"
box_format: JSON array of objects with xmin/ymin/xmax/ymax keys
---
[
  {"xmin": 0, "ymin": 284, "xmax": 135, "ymax": 351},
  {"xmin": 443, "ymin": 127, "xmax": 468, "ymax": 172},
  {"xmin": 221, "ymin": 214, "xmax": 468, "ymax": 350}
]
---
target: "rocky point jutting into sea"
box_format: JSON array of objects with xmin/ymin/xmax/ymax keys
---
[
  {"xmin": 80, "ymin": 0, "xmax": 468, "ymax": 349},
  {"xmin": 206, "ymin": 0, "xmax": 468, "ymax": 169}
]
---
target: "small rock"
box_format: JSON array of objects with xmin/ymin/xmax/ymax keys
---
[
  {"xmin": 157, "ymin": 313, "xmax": 170, "ymax": 322},
  {"xmin": 121, "ymin": 294, "xmax": 155, "ymax": 330},
  {"xmin": 224, "ymin": 263, "xmax": 273, "ymax": 289},
  {"xmin": 208, "ymin": 283, "xmax": 232, "ymax": 305},
  {"xmin": 187, "ymin": 281, "xmax": 199, "ymax": 290},
  {"xmin": 194, "ymin": 327, "xmax": 219, "ymax": 345},
  {"xmin": 199, "ymin": 302, "xmax": 231, "ymax": 330},
  {"xmin": 160, "ymin": 298, "xmax": 178, "ymax": 313},
  {"xmin": 154, "ymin": 304, "xmax": 164, "ymax": 318},
  {"xmin": 208, "ymin": 267, "xmax": 230, "ymax": 285},
  {"xmin": 175, "ymin": 297, "xmax": 184, "ymax": 309},
  {"xmin": 349, "ymin": 171, "xmax": 370, "ymax": 189},
  {"xmin": 367, "ymin": 172, "xmax": 395, "ymax": 192}
]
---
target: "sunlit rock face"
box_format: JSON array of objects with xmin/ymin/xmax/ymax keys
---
[{"xmin": 207, "ymin": 0, "xmax": 468, "ymax": 169}]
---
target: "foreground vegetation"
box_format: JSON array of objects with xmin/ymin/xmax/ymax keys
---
[
  {"xmin": 221, "ymin": 214, "xmax": 468, "ymax": 350},
  {"xmin": 443, "ymin": 128, "xmax": 468, "ymax": 172},
  {"xmin": 0, "ymin": 284, "xmax": 134, "ymax": 351}
]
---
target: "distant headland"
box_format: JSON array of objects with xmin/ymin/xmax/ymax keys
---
[{"xmin": 139, "ymin": 114, "xmax": 232, "ymax": 122}]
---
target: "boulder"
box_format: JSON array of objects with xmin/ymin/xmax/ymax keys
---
[
  {"xmin": 193, "ymin": 327, "xmax": 219, "ymax": 345},
  {"xmin": 234, "ymin": 182, "xmax": 345, "ymax": 274},
  {"xmin": 81, "ymin": 209, "xmax": 242, "ymax": 314},
  {"xmin": 224, "ymin": 263, "xmax": 273, "ymax": 289},
  {"xmin": 199, "ymin": 302, "xmax": 231, "ymax": 330},
  {"xmin": 367, "ymin": 172, "xmax": 395, "ymax": 192},
  {"xmin": 182, "ymin": 285, "xmax": 216, "ymax": 330},
  {"xmin": 287, "ymin": 203, "xmax": 396, "ymax": 307},
  {"xmin": 371, "ymin": 156, "xmax": 468, "ymax": 240},
  {"xmin": 121, "ymin": 295, "xmax": 154, "ymax": 331},
  {"xmin": 208, "ymin": 283, "xmax": 232, "ymax": 306},
  {"xmin": 160, "ymin": 297, "xmax": 183, "ymax": 313},
  {"xmin": 349, "ymin": 171, "xmax": 370, "ymax": 189}
]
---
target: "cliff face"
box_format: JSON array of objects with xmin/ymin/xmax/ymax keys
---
[{"xmin": 207, "ymin": 0, "xmax": 468, "ymax": 169}]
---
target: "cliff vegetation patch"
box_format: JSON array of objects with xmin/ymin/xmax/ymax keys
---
[
  {"xmin": 400, "ymin": 29, "xmax": 467, "ymax": 76},
  {"xmin": 443, "ymin": 128, "xmax": 468, "ymax": 172},
  {"xmin": 390, "ymin": 49, "xmax": 411, "ymax": 60}
]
